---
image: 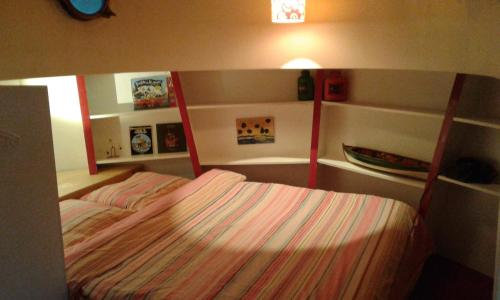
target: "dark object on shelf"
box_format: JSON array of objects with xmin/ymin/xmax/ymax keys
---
[
  {"xmin": 166, "ymin": 75, "xmax": 178, "ymax": 106},
  {"xmin": 129, "ymin": 126, "xmax": 153, "ymax": 155},
  {"xmin": 156, "ymin": 123, "xmax": 187, "ymax": 153},
  {"xmin": 444, "ymin": 157, "xmax": 497, "ymax": 184},
  {"xmin": 324, "ymin": 71, "xmax": 348, "ymax": 102},
  {"xmin": 343, "ymin": 144, "xmax": 430, "ymax": 179},
  {"xmin": 298, "ymin": 70, "xmax": 314, "ymax": 100},
  {"xmin": 59, "ymin": 0, "xmax": 115, "ymax": 21}
]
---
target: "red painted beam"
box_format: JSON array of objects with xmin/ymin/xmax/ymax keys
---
[
  {"xmin": 419, "ymin": 73, "xmax": 465, "ymax": 218},
  {"xmin": 171, "ymin": 72, "xmax": 202, "ymax": 177},
  {"xmin": 308, "ymin": 70, "xmax": 325, "ymax": 188},
  {"xmin": 76, "ymin": 75, "xmax": 98, "ymax": 175}
]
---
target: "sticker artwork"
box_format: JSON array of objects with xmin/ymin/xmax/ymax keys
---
[
  {"xmin": 236, "ymin": 117, "xmax": 275, "ymax": 145},
  {"xmin": 131, "ymin": 76, "xmax": 169, "ymax": 110}
]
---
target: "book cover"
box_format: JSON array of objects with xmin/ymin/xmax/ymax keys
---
[
  {"xmin": 129, "ymin": 126, "xmax": 153, "ymax": 155},
  {"xmin": 156, "ymin": 123, "xmax": 187, "ymax": 153},
  {"xmin": 131, "ymin": 76, "xmax": 170, "ymax": 110}
]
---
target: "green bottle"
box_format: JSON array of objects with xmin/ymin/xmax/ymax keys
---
[{"xmin": 298, "ymin": 70, "xmax": 314, "ymax": 100}]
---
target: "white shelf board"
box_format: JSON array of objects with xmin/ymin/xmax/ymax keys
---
[
  {"xmin": 90, "ymin": 107, "xmax": 180, "ymax": 120},
  {"xmin": 317, "ymin": 158, "xmax": 426, "ymax": 189},
  {"xmin": 187, "ymin": 101, "xmax": 313, "ymax": 110},
  {"xmin": 322, "ymin": 101, "xmax": 444, "ymax": 119},
  {"xmin": 96, "ymin": 152, "xmax": 189, "ymax": 164},
  {"xmin": 438, "ymin": 175, "xmax": 500, "ymax": 197},
  {"xmin": 201, "ymin": 156, "xmax": 310, "ymax": 166},
  {"xmin": 453, "ymin": 116, "xmax": 500, "ymax": 130}
]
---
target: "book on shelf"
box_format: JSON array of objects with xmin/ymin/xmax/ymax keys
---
[
  {"xmin": 129, "ymin": 126, "xmax": 153, "ymax": 155},
  {"xmin": 156, "ymin": 123, "xmax": 187, "ymax": 153}
]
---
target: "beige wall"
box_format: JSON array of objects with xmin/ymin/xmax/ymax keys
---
[
  {"xmin": 0, "ymin": 1, "xmax": 499, "ymax": 80},
  {"xmin": 0, "ymin": 86, "xmax": 67, "ymax": 299}
]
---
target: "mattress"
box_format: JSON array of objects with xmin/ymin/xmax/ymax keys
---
[{"xmin": 64, "ymin": 169, "xmax": 432, "ymax": 299}]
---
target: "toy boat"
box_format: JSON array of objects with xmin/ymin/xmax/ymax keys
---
[{"xmin": 342, "ymin": 144, "xmax": 430, "ymax": 180}]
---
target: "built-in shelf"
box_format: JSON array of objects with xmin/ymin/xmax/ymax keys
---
[
  {"xmin": 201, "ymin": 156, "xmax": 310, "ymax": 166},
  {"xmin": 453, "ymin": 116, "xmax": 500, "ymax": 130},
  {"xmin": 90, "ymin": 107, "xmax": 180, "ymax": 120},
  {"xmin": 317, "ymin": 158, "xmax": 426, "ymax": 189},
  {"xmin": 187, "ymin": 101, "xmax": 313, "ymax": 110},
  {"xmin": 438, "ymin": 175, "xmax": 500, "ymax": 197},
  {"xmin": 96, "ymin": 152, "xmax": 189, "ymax": 164},
  {"xmin": 322, "ymin": 101, "xmax": 445, "ymax": 119}
]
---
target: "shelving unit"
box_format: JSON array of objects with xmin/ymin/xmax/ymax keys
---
[
  {"xmin": 189, "ymin": 99, "xmax": 313, "ymax": 167},
  {"xmin": 187, "ymin": 101, "xmax": 312, "ymax": 111},
  {"xmin": 84, "ymin": 73, "xmax": 189, "ymax": 167},
  {"xmin": 428, "ymin": 74, "xmax": 499, "ymax": 277},
  {"xmin": 315, "ymin": 70, "xmax": 457, "ymax": 207},
  {"xmin": 317, "ymin": 158, "xmax": 426, "ymax": 189},
  {"xmin": 321, "ymin": 101, "xmax": 444, "ymax": 119},
  {"xmin": 179, "ymin": 70, "xmax": 313, "ymax": 169},
  {"xmin": 200, "ymin": 156, "xmax": 309, "ymax": 166},
  {"xmin": 453, "ymin": 116, "xmax": 500, "ymax": 130},
  {"xmin": 89, "ymin": 107, "xmax": 180, "ymax": 120},
  {"xmin": 438, "ymin": 175, "xmax": 500, "ymax": 198},
  {"xmin": 439, "ymin": 75, "xmax": 500, "ymax": 200},
  {"xmin": 96, "ymin": 152, "xmax": 189, "ymax": 165}
]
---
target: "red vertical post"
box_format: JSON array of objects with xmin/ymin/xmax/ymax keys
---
[
  {"xmin": 171, "ymin": 71, "xmax": 202, "ymax": 177},
  {"xmin": 419, "ymin": 73, "xmax": 465, "ymax": 218},
  {"xmin": 76, "ymin": 75, "xmax": 98, "ymax": 175},
  {"xmin": 308, "ymin": 70, "xmax": 325, "ymax": 188}
]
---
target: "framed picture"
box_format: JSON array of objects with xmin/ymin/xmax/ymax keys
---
[
  {"xmin": 129, "ymin": 126, "xmax": 153, "ymax": 155},
  {"xmin": 236, "ymin": 117, "xmax": 275, "ymax": 144},
  {"xmin": 131, "ymin": 76, "xmax": 173, "ymax": 110},
  {"xmin": 156, "ymin": 123, "xmax": 187, "ymax": 153}
]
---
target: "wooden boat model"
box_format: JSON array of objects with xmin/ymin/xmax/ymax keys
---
[{"xmin": 342, "ymin": 144, "xmax": 430, "ymax": 180}]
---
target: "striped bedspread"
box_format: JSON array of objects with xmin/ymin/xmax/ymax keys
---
[
  {"xmin": 81, "ymin": 172, "xmax": 191, "ymax": 210},
  {"xmin": 60, "ymin": 200, "xmax": 133, "ymax": 249},
  {"xmin": 65, "ymin": 169, "xmax": 431, "ymax": 299}
]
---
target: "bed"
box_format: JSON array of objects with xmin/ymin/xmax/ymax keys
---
[{"xmin": 60, "ymin": 169, "xmax": 432, "ymax": 299}]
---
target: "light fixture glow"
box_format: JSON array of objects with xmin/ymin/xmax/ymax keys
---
[
  {"xmin": 272, "ymin": 0, "xmax": 306, "ymax": 24},
  {"xmin": 281, "ymin": 58, "xmax": 321, "ymax": 69}
]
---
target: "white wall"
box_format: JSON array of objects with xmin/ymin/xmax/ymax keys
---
[{"xmin": 20, "ymin": 77, "xmax": 87, "ymax": 171}]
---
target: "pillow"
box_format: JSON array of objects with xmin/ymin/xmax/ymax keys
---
[
  {"xmin": 81, "ymin": 172, "xmax": 191, "ymax": 210},
  {"xmin": 59, "ymin": 200, "xmax": 133, "ymax": 248}
]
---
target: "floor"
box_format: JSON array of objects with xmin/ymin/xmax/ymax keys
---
[{"xmin": 411, "ymin": 255, "xmax": 493, "ymax": 300}]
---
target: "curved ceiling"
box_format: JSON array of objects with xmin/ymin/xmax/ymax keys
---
[{"xmin": 0, "ymin": 0, "xmax": 498, "ymax": 80}]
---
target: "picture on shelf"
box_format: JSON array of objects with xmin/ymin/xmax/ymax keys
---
[
  {"xmin": 156, "ymin": 123, "xmax": 187, "ymax": 153},
  {"xmin": 236, "ymin": 117, "xmax": 275, "ymax": 145},
  {"xmin": 131, "ymin": 76, "xmax": 175, "ymax": 110},
  {"xmin": 129, "ymin": 126, "xmax": 153, "ymax": 155}
]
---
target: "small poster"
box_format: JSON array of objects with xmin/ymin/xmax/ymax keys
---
[
  {"xmin": 129, "ymin": 126, "xmax": 153, "ymax": 155},
  {"xmin": 131, "ymin": 76, "xmax": 172, "ymax": 110},
  {"xmin": 236, "ymin": 117, "xmax": 275, "ymax": 145},
  {"xmin": 156, "ymin": 123, "xmax": 187, "ymax": 153}
]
